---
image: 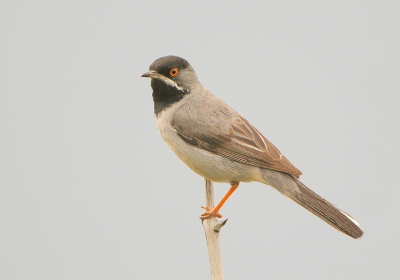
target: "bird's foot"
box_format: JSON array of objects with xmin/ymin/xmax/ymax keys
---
[{"xmin": 199, "ymin": 206, "xmax": 223, "ymax": 219}]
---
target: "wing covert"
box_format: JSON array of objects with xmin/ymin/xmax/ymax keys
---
[{"xmin": 171, "ymin": 102, "xmax": 302, "ymax": 178}]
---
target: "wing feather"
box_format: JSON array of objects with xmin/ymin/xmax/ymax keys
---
[{"xmin": 171, "ymin": 102, "xmax": 302, "ymax": 178}]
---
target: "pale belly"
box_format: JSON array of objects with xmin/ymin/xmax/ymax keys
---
[{"xmin": 158, "ymin": 122, "xmax": 264, "ymax": 184}]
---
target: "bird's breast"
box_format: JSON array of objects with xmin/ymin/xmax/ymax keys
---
[{"xmin": 155, "ymin": 106, "xmax": 263, "ymax": 184}]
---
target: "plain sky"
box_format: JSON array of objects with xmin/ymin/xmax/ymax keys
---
[{"xmin": 1, "ymin": 1, "xmax": 399, "ymax": 279}]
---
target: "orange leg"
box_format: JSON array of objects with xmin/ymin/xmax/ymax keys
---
[{"xmin": 200, "ymin": 182, "xmax": 239, "ymax": 219}]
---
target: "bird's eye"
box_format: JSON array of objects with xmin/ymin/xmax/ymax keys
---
[{"xmin": 170, "ymin": 67, "xmax": 179, "ymax": 77}]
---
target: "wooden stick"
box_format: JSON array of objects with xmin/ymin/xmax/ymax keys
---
[{"xmin": 202, "ymin": 178, "xmax": 227, "ymax": 280}]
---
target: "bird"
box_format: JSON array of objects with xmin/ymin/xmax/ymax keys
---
[{"xmin": 141, "ymin": 55, "xmax": 363, "ymax": 239}]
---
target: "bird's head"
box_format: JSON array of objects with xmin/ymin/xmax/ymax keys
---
[{"xmin": 141, "ymin": 55, "xmax": 200, "ymax": 93}]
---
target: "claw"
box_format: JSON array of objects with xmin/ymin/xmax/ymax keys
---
[{"xmin": 200, "ymin": 206, "xmax": 223, "ymax": 219}]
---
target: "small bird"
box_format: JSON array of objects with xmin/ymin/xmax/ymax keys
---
[{"xmin": 142, "ymin": 55, "xmax": 363, "ymax": 239}]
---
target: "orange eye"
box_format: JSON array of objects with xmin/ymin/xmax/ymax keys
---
[{"xmin": 170, "ymin": 67, "xmax": 179, "ymax": 77}]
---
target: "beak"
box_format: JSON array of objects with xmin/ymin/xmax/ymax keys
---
[
  {"xmin": 141, "ymin": 70, "xmax": 159, "ymax": 78},
  {"xmin": 141, "ymin": 69, "xmax": 185, "ymax": 91}
]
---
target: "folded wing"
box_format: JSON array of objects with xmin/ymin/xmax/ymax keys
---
[{"xmin": 171, "ymin": 104, "xmax": 302, "ymax": 178}]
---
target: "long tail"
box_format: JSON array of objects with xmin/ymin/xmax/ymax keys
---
[{"xmin": 262, "ymin": 169, "xmax": 363, "ymax": 239}]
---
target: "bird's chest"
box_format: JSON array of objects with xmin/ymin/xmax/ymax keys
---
[
  {"xmin": 156, "ymin": 108, "xmax": 187, "ymax": 156},
  {"xmin": 155, "ymin": 107, "xmax": 210, "ymax": 173},
  {"xmin": 154, "ymin": 105, "xmax": 259, "ymax": 183}
]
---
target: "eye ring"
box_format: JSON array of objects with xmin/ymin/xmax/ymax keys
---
[{"xmin": 170, "ymin": 67, "xmax": 179, "ymax": 77}]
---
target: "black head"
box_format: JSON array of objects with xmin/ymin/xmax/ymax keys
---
[{"xmin": 142, "ymin": 56, "xmax": 200, "ymax": 116}]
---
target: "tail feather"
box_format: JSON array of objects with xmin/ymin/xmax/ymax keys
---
[
  {"xmin": 293, "ymin": 180, "xmax": 363, "ymax": 238},
  {"xmin": 262, "ymin": 170, "xmax": 363, "ymax": 239}
]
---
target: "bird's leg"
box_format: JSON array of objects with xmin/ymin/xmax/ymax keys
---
[{"xmin": 200, "ymin": 181, "xmax": 239, "ymax": 219}]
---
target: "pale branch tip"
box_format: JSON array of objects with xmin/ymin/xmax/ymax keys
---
[{"xmin": 214, "ymin": 219, "xmax": 228, "ymax": 233}]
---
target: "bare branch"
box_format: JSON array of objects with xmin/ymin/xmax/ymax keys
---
[
  {"xmin": 214, "ymin": 219, "xmax": 228, "ymax": 233},
  {"xmin": 202, "ymin": 178, "xmax": 225, "ymax": 280}
]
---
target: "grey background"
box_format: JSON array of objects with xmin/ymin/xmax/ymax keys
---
[{"xmin": 1, "ymin": 1, "xmax": 399, "ymax": 279}]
